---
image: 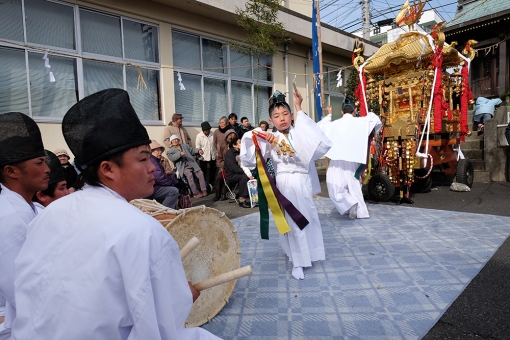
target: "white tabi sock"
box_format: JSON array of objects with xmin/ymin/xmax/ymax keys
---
[
  {"xmin": 292, "ymin": 266, "xmax": 304, "ymax": 280},
  {"xmin": 349, "ymin": 203, "xmax": 358, "ymax": 220}
]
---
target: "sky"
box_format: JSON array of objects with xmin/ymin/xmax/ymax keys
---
[{"xmin": 319, "ymin": 0, "xmax": 459, "ymax": 33}]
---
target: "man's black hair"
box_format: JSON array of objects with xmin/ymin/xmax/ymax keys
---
[
  {"xmin": 228, "ymin": 113, "xmax": 238, "ymax": 120},
  {"xmin": 240, "ymin": 117, "xmax": 248, "ymax": 123},
  {"xmin": 229, "ymin": 136, "xmax": 240, "ymax": 148},
  {"xmin": 32, "ymin": 182, "xmax": 59, "ymax": 202},
  {"xmin": 342, "ymin": 96, "xmax": 356, "ymax": 114}
]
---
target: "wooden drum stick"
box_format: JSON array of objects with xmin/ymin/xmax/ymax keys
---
[
  {"xmin": 193, "ymin": 265, "xmax": 253, "ymax": 291},
  {"xmin": 180, "ymin": 237, "xmax": 200, "ymax": 260}
]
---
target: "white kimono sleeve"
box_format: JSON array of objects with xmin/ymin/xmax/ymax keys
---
[
  {"xmin": 316, "ymin": 113, "xmax": 333, "ymax": 137},
  {"xmin": 292, "ymin": 111, "xmax": 332, "ymax": 195},
  {"xmin": 119, "ymin": 221, "xmax": 222, "ymax": 340},
  {"xmin": 240, "ymin": 128, "xmax": 272, "ymax": 168},
  {"xmin": 367, "ymin": 111, "xmax": 383, "ymax": 134},
  {"xmin": 291, "ymin": 110, "xmax": 332, "ymax": 165}
]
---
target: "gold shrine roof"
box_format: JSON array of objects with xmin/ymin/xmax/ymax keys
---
[{"xmin": 364, "ymin": 31, "xmax": 465, "ymax": 74}]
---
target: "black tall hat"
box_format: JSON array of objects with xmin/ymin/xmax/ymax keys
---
[
  {"xmin": 0, "ymin": 112, "xmax": 45, "ymax": 167},
  {"xmin": 45, "ymin": 150, "xmax": 65, "ymax": 185},
  {"xmin": 62, "ymin": 89, "xmax": 151, "ymax": 169}
]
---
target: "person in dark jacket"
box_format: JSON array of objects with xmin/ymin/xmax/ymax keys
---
[
  {"xmin": 147, "ymin": 142, "xmax": 179, "ymax": 209},
  {"xmin": 213, "ymin": 129, "xmax": 237, "ymax": 201},
  {"xmin": 240, "ymin": 116, "xmax": 254, "ymax": 136},
  {"xmin": 505, "ymin": 122, "xmax": 510, "ymax": 146},
  {"xmin": 224, "ymin": 136, "xmax": 250, "ymax": 208},
  {"xmin": 228, "ymin": 113, "xmax": 244, "ymax": 139},
  {"xmin": 54, "ymin": 148, "xmax": 79, "ymax": 192}
]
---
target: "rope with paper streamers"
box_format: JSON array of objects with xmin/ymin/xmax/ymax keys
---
[
  {"xmin": 0, "ymin": 0, "xmax": 497, "ymax": 93},
  {"xmin": 473, "ymin": 36, "xmax": 509, "ymax": 57},
  {"xmin": 0, "ymin": 30, "xmax": 486, "ymax": 85}
]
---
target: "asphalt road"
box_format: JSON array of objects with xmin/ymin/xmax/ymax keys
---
[{"xmin": 193, "ymin": 174, "xmax": 510, "ymax": 339}]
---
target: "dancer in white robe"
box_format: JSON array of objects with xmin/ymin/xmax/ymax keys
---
[
  {"xmin": 318, "ymin": 102, "xmax": 382, "ymax": 219},
  {"xmin": 13, "ymin": 89, "xmax": 221, "ymax": 340},
  {"xmin": 241, "ymin": 90, "xmax": 331, "ymax": 280},
  {"xmin": 0, "ymin": 112, "xmax": 49, "ymax": 340}
]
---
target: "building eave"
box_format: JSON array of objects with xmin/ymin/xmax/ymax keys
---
[{"xmin": 444, "ymin": 8, "xmax": 510, "ymax": 35}]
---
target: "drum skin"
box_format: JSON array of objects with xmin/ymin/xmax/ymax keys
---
[
  {"xmin": 165, "ymin": 205, "xmax": 241, "ymax": 327},
  {"xmin": 130, "ymin": 200, "xmax": 241, "ymax": 327}
]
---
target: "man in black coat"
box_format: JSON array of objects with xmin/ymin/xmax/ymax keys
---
[{"xmin": 224, "ymin": 136, "xmax": 250, "ymax": 208}]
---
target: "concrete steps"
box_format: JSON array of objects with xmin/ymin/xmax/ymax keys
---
[{"xmin": 461, "ymin": 113, "xmax": 488, "ymax": 183}]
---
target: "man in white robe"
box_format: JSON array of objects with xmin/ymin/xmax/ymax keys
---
[
  {"xmin": 0, "ymin": 112, "xmax": 50, "ymax": 340},
  {"xmin": 318, "ymin": 100, "xmax": 382, "ymax": 219},
  {"xmin": 12, "ymin": 89, "xmax": 221, "ymax": 340},
  {"xmin": 241, "ymin": 90, "xmax": 331, "ymax": 280}
]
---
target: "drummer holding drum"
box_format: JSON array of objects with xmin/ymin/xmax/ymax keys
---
[{"xmin": 11, "ymin": 89, "xmax": 222, "ymax": 340}]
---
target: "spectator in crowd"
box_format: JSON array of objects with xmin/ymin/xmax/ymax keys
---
[
  {"xmin": 213, "ymin": 117, "xmax": 229, "ymax": 200},
  {"xmin": 240, "ymin": 117, "xmax": 254, "ymax": 135},
  {"xmin": 259, "ymin": 120, "xmax": 269, "ymax": 131},
  {"xmin": 0, "ymin": 112, "xmax": 49, "ymax": 339},
  {"xmin": 228, "ymin": 113, "xmax": 244, "ymax": 138},
  {"xmin": 474, "ymin": 96, "xmax": 502, "ymax": 132},
  {"xmin": 12, "ymin": 89, "xmax": 220, "ymax": 339},
  {"xmin": 224, "ymin": 136, "xmax": 251, "ymax": 208},
  {"xmin": 54, "ymin": 148, "xmax": 79, "ymax": 192},
  {"xmin": 150, "ymin": 140, "xmax": 175, "ymax": 176},
  {"xmin": 213, "ymin": 129, "xmax": 237, "ymax": 201},
  {"xmin": 506, "ymin": 122, "xmax": 510, "ymax": 146},
  {"xmin": 163, "ymin": 113, "xmax": 192, "ymax": 148},
  {"xmin": 167, "ymin": 135, "xmax": 208, "ymax": 198},
  {"xmin": 32, "ymin": 150, "xmax": 69, "ymax": 213},
  {"xmin": 147, "ymin": 140, "xmax": 179, "ymax": 209},
  {"xmin": 196, "ymin": 121, "xmax": 217, "ymax": 185}
]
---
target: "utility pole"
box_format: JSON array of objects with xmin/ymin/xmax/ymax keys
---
[{"xmin": 362, "ymin": 0, "xmax": 370, "ymax": 40}]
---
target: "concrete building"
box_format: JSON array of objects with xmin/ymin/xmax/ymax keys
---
[
  {"xmin": 353, "ymin": 9, "xmax": 444, "ymax": 45},
  {"xmin": 444, "ymin": 0, "xmax": 510, "ymax": 99},
  {"xmin": 0, "ymin": 0, "xmax": 378, "ymax": 153}
]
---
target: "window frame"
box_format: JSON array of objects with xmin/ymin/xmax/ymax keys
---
[
  {"xmin": 172, "ymin": 29, "xmax": 273, "ymax": 127},
  {"xmin": 0, "ymin": 0, "xmax": 162, "ymax": 124}
]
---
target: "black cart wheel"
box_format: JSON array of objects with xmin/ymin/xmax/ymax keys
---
[
  {"xmin": 456, "ymin": 159, "xmax": 474, "ymax": 188},
  {"xmin": 368, "ymin": 174, "xmax": 395, "ymax": 202}
]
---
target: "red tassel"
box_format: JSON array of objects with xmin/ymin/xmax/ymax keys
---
[
  {"xmin": 358, "ymin": 71, "xmax": 367, "ymax": 117},
  {"xmin": 460, "ymin": 64, "xmax": 469, "ymax": 137},
  {"xmin": 431, "ymin": 47, "xmax": 443, "ymax": 133}
]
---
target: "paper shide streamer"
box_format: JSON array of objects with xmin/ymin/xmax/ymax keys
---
[{"xmin": 42, "ymin": 51, "xmax": 55, "ymax": 82}]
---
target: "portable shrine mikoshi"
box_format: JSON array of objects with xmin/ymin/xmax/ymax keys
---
[
  {"xmin": 352, "ymin": 1, "xmax": 476, "ymax": 203},
  {"xmin": 130, "ymin": 200, "xmax": 248, "ymax": 327}
]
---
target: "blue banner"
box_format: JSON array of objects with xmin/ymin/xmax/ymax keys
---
[{"xmin": 312, "ymin": 2, "xmax": 323, "ymax": 120}]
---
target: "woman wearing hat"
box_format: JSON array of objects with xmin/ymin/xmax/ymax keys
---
[
  {"xmin": 54, "ymin": 148, "xmax": 79, "ymax": 192},
  {"xmin": 147, "ymin": 140, "xmax": 179, "ymax": 209},
  {"xmin": 195, "ymin": 121, "xmax": 217, "ymax": 185},
  {"xmin": 167, "ymin": 135, "xmax": 208, "ymax": 198}
]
